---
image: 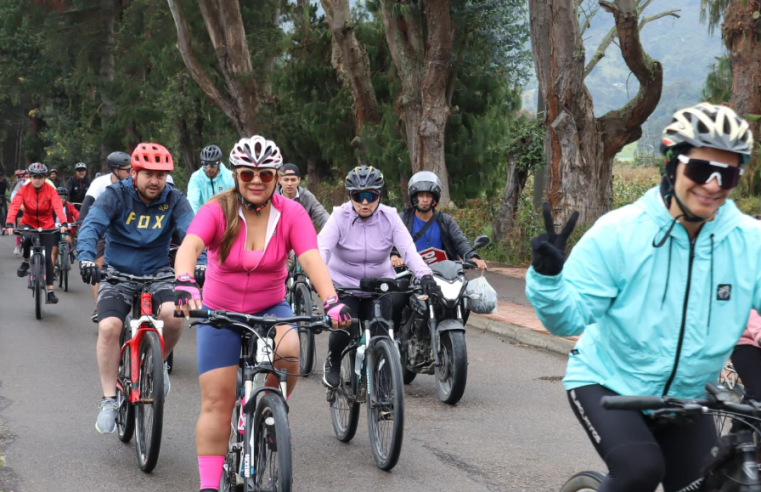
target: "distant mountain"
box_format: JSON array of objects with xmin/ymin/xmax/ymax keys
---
[{"xmin": 522, "ymin": 0, "xmax": 723, "ymax": 153}]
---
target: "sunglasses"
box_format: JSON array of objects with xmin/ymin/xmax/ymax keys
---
[
  {"xmin": 677, "ymin": 155, "xmax": 744, "ymax": 190},
  {"xmin": 31, "ymin": 174, "xmax": 45, "ymax": 180},
  {"xmin": 117, "ymin": 167, "xmax": 132, "ymax": 173},
  {"xmin": 351, "ymin": 191, "xmax": 381, "ymax": 203},
  {"xmin": 238, "ymin": 169, "xmax": 275, "ymax": 183},
  {"xmin": 202, "ymin": 162, "xmax": 219, "ymax": 168}
]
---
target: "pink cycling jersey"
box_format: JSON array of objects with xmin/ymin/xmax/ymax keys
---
[{"xmin": 187, "ymin": 193, "xmax": 317, "ymax": 313}]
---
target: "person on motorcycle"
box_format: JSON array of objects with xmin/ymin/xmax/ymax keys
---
[
  {"xmin": 76, "ymin": 142, "xmax": 194, "ymax": 434},
  {"xmin": 78, "ymin": 151, "xmax": 133, "ymax": 321},
  {"xmin": 4, "ymin": 163, "xmax": 68, "ymax": 304},
  {"xmin": 51, "ymin": 186, "xmax": 80, "ymax": 271},
  {"xmin": 318, "ymin": 164, "xmax": 437, "ymax": 388},
  {"xmin": 276, "ymin": 163, "xmax": 330, "ymax": 229},
  {"xmin": 172, "ymin": 136, "xmax": 350, "ymax": 492},
  {"xmin": 67, "ymin": 162, "xmax": 91, "ymax": 206},
  {"xmin": 187, "ymin": 144, "xmax": 235, "ymax": 213},
  {"xmin": 526, "ymin": 103, "xmax": 761, "ymax": 492},
  {"xmin": 391, "ymin": 171, "xmax": 487, "ymax": 270}
]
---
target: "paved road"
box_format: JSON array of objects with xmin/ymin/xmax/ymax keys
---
[{"xmin": 0, "ymin": 236, "xmax": 600, "ymax": 492}]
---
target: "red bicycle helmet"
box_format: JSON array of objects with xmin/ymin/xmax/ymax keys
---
[{"xmin": 131, "ymin": 143, "xmax": 174, "ymax": 172}]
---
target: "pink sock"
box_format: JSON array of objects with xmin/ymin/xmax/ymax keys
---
[{"xmin": 198, "ymin": 455, "xmax": 225, "ymax": 491}]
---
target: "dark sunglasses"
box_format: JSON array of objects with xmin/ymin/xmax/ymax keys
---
[
  {"xmin": 31, "ymin": 174, "xmax": 45, "ymax": 180},
  {"xmin": 351, "ymin": 191, "xmax": 381, "ymax": 203},
  {"xmin": 202, "ymin": 161, "xmax": 219, "ymax": 168},
  {"xmin": 117, "ymin": 167, "xmax": 132, "ymax": 173},
  {"xmin": 238, "ymin": 169, "xmax": 275, "ymax": 183},
  {"xmin": 678, "ymin": 155, "xmax": 744, "ymax": 190}
]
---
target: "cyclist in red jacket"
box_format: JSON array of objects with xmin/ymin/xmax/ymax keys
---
[{"xmin": 4, "ymin": 163, "xmax": 68, "ymax": 304}]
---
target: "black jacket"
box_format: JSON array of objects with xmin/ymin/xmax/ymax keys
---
[
  {"xmin": 397, "ymin": 206, "xmax": 480, "ymax": 261},
  {"xmin": 67, "ymin": 176, "xmax": 91, "ymax": 204}
]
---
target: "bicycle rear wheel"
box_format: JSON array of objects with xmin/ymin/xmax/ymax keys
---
[
  {"xmin": 33, "ymin": 256, "xmax": 43, "ymax": 320},
  {"xmin": 367, "ymin": 338, "xmax": 404, "ymax": 471},
  {"xmin": 134, "ymin": 330, "xmax": 164, "ymax": 472},
  {"xmin": 117, "ymin": 322, "xmax": 135, "ymax": 443},
  {"xmin": 559, "ymin": 471, "xmax": 605, "ymax": 491},
  {"xmin": 60, "ymin": 243, "xmax": 69, "ymax": 292},
  {"xmin": 246, "ymin": 393, "xmax": 292, "ymax": 492},
  {"xmin": 220, "ymin": 395, "xmax": 243, "ymax": 492},
  {"xmin": 293, "ymin": 283, "xmax": 315, "ymax": 376},
  {"xmin": 330, "ymin": 348, "xmax": 360, "ymax": 442}
]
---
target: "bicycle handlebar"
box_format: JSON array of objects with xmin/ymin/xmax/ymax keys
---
[
  {"xmin": 12, "ymin": 226, "xmax": 68, "ymax": 236},
  {"xmin": 100, "ymin": 270, "xmax": 176, "ymax": 285},
  {"xmin": 180, "ymin": 309, "xmax": 357, "ymax": 335}
]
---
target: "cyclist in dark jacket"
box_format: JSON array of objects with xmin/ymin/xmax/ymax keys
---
[{"xmin": 67, "ymin": 162, "xmax": 91, "ymax": 205}]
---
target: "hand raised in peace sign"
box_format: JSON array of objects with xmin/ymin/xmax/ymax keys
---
[{"xmin": 530, "ymin": 201, "xmax": 579, "ymax": 276}]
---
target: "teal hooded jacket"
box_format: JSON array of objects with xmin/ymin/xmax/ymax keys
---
[{"xmin": 526, "ymin": 187, "xmax": 761, "ymax": 399}]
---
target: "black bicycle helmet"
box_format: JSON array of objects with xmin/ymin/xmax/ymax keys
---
[
  {"xmin": 27, "ymin": 162, "xmax": 48, "ymax": 175},
  {"xmin": 200, "ymin": 145, "xmax": 223, "ymax": 163},
  {"xmin": 107, "ymin": 151, "xmax": 131, "ymax": 170},
  {"xmin": 345, "ymin": 165, "xmax": 384, "ymax": 192},
  {"xmin": 74, "ymin": 162, "xmax": 87, "ymax": 171},
  {"xmin": 56, "ymin": 186, "xmax": 68, "ymax": 196}
]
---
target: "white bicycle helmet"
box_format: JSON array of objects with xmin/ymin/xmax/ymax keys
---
[
  {"xmin": 229, "ymin": 136, "xmax": 283, "ymax": 169},
  {"xmin": 662, "ymin": 103, "xmax": 753, "ymax": 163}
]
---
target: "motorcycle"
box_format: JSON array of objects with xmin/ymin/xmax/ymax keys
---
[{"xmin": 398, "ymin": 235, "xmax": 490, "ymax": 405}]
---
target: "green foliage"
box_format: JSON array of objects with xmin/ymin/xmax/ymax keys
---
[{"xmin": 703, "ymin": 54, "xmax": 732, "ymax": 104}]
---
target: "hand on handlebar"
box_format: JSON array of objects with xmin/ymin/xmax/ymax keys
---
[
  {"xmin": 391, "ymin": 255, "xmax": 405, "ymax": 268},
  {"xmin": 324, "ymin": 296, "xmax": 352, "ymax": 329},
  {"xmin": 79, "ymin": 260, "xmax": 101, "ymax": 285},
  {"xmin": 471, "ymin": 258, "xmax": 487, "ymax": 271},
  {"xmin": 175, "ymin": 273, "xmax": 203, "ymax": 318}
]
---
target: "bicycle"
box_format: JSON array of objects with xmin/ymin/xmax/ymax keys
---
[
  {"xmin": 285, "ymin": 257, "xmax": 317, "ymax": 376},
  {"xmin": 56, "ymin": 230, "xmax": 73, "ymax": 292},
  {"xmin": 13, "ymin": 226, "xmax": 63, "ymax": 320},
  {"xmin": 183, "ymin": 309, "xmax": 345, "ymax": 492},
  {"xmin": 327, "ymin": 277, "xmax": 410, "ymax": 471},
  {"xmin": 105, "ymin": 269, "xmax": 174, "ymax": 473},
  {"xmin": 560, "ymin": 382, "xmax": 761, "ymax": 492}
]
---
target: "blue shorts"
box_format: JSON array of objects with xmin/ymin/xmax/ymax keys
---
[{"xmin": 197, "ymin": 300, "xmax": 295, "ymax": 375}]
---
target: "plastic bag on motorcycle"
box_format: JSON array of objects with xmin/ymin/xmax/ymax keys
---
[{"xmin": 465, "ymin": 275, "xmax": 498, "ymax": 314}]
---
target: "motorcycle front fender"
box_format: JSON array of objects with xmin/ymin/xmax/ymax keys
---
[{"xmin": 436, "ymin": 319, "xmax": 465, "ymax": 333}]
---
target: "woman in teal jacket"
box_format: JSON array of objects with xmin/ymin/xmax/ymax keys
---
[{"xmin": 526, "ymin": 103, "xmax": 760, "ymax": 492}]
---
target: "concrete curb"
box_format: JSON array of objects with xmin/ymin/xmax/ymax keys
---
[{"xmin": 468, "ymin": 315, "xmax": 575, "ymax": 356}]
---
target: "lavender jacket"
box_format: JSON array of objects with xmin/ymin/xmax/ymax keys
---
[{"xmin": 318, "ymin": 202, "xmax": 432, "ymax": 288}]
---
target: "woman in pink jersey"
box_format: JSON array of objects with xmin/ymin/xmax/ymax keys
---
[{"xmin": 173, "ymin": 136, "xmax": 351, "ymax": 492}]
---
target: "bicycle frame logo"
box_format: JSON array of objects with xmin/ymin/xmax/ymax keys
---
[{"xmin": 122, "ymin": 293, "xmax": 165, "ymax": 404}]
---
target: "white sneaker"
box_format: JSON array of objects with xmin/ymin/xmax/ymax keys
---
[{"xmin": 13, "ymin": 246, "xmax": 20, "ymax": 255}]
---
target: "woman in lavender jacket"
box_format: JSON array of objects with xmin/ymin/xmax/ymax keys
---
[{"xmin": 318, "ymin": 165, "xmax": 437, "ymax": 388}]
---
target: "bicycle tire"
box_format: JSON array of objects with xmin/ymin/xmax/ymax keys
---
[
  {"xmin": 293, "ymin": 283, "xmax": 315, "ymax": 376},
  {"xmin": 134, "ymin": 330, "xmax": 164, "ymax": 472},
  {"xmin": 246, "ymin": 393, "xmax": 292, "ymax": 492},
  {"xmin": 117, "ymin": 322, "xmax": 135, "ymax": 443},
  {"xmin": 60, "ymin": 242, "xmax": 69, "ymax": 292},
  {"xmin": 330, "ymin": 348, "xmax": 360, "ymax": 442},
  {"xmin": 367, "ymin": 337, "xmax": 404, "ymax": 471},
  {"xmin": 559, "ymin": 471, "xmax": 605, "ymax": 492},
  {"xmin": 435, "ymin": 331, "xmax": 468, "ymax": 405},
  {"xmin": 34, "ymin": 256, "xmax": 43, "ymax": 320},
  {"xmin": 220, "ymin": 397, "xmax": 244, "ymax": 492}
]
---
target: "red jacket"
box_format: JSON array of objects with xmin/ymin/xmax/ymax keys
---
[
  {"xmin": 5, "ymin": 181, "xmax": 66, "ymax": 230},
  {"xmin": 58, "ymin": 201, "xmax": 80, "ymax": 225}
]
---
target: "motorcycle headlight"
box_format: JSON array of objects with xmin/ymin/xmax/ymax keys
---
[{"xmin": 434, "ymin": 276, "xmax": 463, "ymax": 301}]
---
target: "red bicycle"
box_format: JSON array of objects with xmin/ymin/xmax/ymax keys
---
[{"xmin": 102, "ymin": 269, "xmax": 173, "ymax": 473}]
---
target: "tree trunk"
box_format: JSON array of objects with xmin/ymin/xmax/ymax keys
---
[
  {"xmin": 532, "ymin": 87, "xmax": 547, "ymax": 209},
  {"xmin": 380, "ymin": 0, "xmax": 454, "ymax": 207},
  {"xmin": 493, "ymin": 154, "xmax": 530, "ymax": 242},
  {"xmin": 306, "ymin": 159, "xmax": 320, "ymax": 190},
  {"xmin": 167, "ymin": 0, "xmax": 262, "ymax": 136},
  {"xmin": 723, "ymin": 0, "xmax": 761, "ymax": 192},
  {"xmin": 178, "ymin": 117, "xmax": 198, "ymax": 175},
  {"xmin": 529, "ymin": 0, "xmax": 663, "ymax": 225},
  {"xmin": 99, "ymin": 0, "xmax": 118, "ymax": 173},
  {"xmin": 320, "ymin": 0, "xmax": 380, "ymax": 130}
]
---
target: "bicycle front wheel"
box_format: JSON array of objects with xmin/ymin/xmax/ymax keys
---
[
  {"xmin": 245, "ymin": 393, "xmax": 292, "ymax": 492},
  {"xmin": 34, "ymin": 256, "xmax": 43, "ymax": 320},
  {"xmin": 367, "ymin": 337, "xmax": 404, "ymax": 471},
  {"xmin": 293, "ymin": 283, "xmax": 315, "ymax": 376},
  {"xmin": 134, "ymin": 330, "xmax": 164, "ymax": 472}
]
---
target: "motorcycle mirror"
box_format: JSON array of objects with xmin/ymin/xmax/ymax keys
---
[{"xmin": 473, "ymin": 235, "xmax": 491, "ymax": 250}]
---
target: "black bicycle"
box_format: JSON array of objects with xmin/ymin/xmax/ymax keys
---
[
  {"xmin": 104, "ymin": 269, "xmax": 175, "ymax": 473},
  {"xmin": 14, "ymin": 226, "xmax": 63, "ymax": 319},
  {"xmin": 184, "ymin": 309, "xmax": 344, "ymax": 492},
  {"xmin": 561, "ymin": 382, "xmax": 761, "ymax": 492},
  {"xmin": 327, "ymin": 277, "xmax": 410, "ymax": 471},
  {"xmin": 56, "ymin": 230, "xmax": 73, "ymax": 292},
  {"xmin": 285, "ymin": 257, "xmax": 317, "ymax": 376}
]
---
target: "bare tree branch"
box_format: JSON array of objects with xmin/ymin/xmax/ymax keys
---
[
  {"xmin": 166, "ymin": 0, "xmax": 238, "ymax": 128},
  {"xmin": 583, "ymin": 6, "xmax": 679, "ymax": 78}
]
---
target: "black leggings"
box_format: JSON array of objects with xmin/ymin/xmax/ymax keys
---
[
  {"xmin": 568, "ymin": 384, "xmax": 716, "ymax": 492},
  {"xmin": 327, "ymin": 292, "xmax": 408, "ymax": 360},
  {"xmin": 22, "ymin": 233, "xmax": 58, "ymax": 286},
  {"xmin": 731, "ymin": 344, "xmax": 761, "ymax": 402}
]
